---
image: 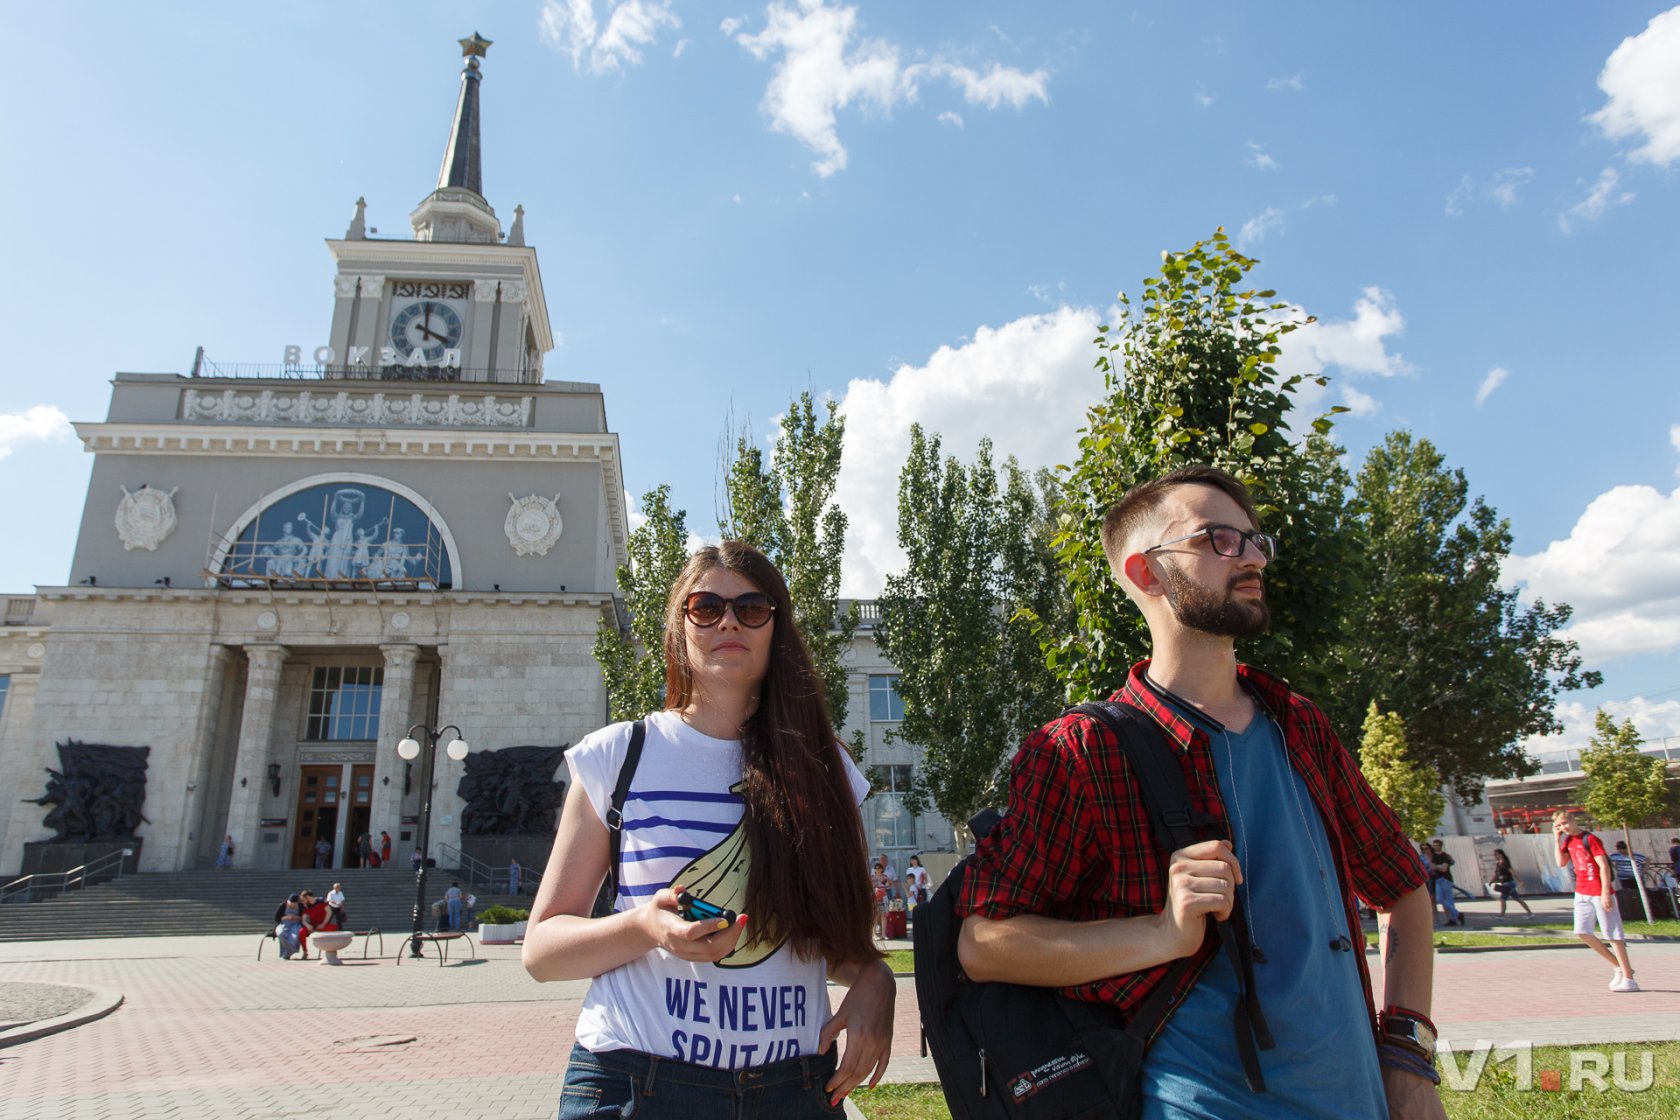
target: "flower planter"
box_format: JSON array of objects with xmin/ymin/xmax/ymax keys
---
[{"xmin": 480, "ymin": 920, "xmax": 527, "ymax": 945}]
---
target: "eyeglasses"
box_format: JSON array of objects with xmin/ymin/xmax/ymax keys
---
[
  {"xmin": 683, "ymin": 591, "xmax": 777, "ymax": 629},
  {"xmin": 1145, "ymin": 525, "xmax": 1278, "ymax": 561}
]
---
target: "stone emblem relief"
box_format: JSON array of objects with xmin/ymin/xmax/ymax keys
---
[
  {"xmin": 505, "ymin": 494, "xmax": 563, "ymax": 556},
  {"xmin": 115, "ymin": 485, "xmax": 178, "ymax": 551}
]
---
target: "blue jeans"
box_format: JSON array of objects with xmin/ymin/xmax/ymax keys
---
[
  {"xmin": 447, "ymin": 898, "xmax": 463, "ymax": 930},
  {"xmin": 1433, "ymin": 877, "xmax": 1461, "ymax": 920},
  {"xmin": 558, "ymin": 1043, "xmax": 845, "ymax": 1120}
]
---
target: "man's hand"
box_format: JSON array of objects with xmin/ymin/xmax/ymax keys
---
[
  {"xmin": 1153, "ymin": 839, "xmax": 1242, "ymax": 960},
  {"xmin": 1382, "ymin": 1065, "xmax": 1446, "ymax": 1119},
  {"xmin": 1602, "ymin": 889, "xmax": 1617, "ymax": 911}
]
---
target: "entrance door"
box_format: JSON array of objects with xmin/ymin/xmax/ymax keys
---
[{"xmin": 291, "ymin": 765, "xmax": 346, "ymax": 869}]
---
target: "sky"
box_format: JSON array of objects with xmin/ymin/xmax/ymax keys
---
[{"xmin": 2, "ymin": 2, "xmax": 1677, "ymax": 764}]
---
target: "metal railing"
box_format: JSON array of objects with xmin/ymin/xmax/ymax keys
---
[
  {"xmin": 0, "ymin": 848, "xmax": 133, "ymax": 905},
  {"xmin": 434, "ymin": 843, "xmax": 541, "ymax": 896},
  {"xmin": 190, "ymin": 358, "xmax": 537, "ymax": 384}
]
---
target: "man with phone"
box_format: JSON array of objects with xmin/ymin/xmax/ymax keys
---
[
  {"xmin": 1555, "ymin": 810, "xmax": 1638, "ymax": 992},
  {"xmin": 955, "ymin": 466, "xmax": 1444, "ymax": 1119}
]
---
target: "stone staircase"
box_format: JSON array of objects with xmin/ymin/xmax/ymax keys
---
[{"xmin": 0, "ymin": 868, "xmax": 529, "ymax": 942}]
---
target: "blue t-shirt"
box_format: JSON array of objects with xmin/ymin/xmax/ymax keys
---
[{"xmin": 1142, "ymin": 705, "xmax": 1387, "ymax": 1120}]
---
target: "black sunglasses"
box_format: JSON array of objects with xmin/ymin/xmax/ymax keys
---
[{"xmin": 683, "ymin": 591, "xmax": 776, "ymax": 629}]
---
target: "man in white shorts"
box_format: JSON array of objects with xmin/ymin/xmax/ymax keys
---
[{"xmin": 1554, "ymin": 810, "xmax": 1637, "ymax": 992}]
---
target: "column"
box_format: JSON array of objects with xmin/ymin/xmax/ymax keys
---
[
  {"xmin": 223, "ymin": 645, "xmax": 287, "ymax": 867},
  {"xmin": 371, "ymin": 644, "xmax": 419, "ymax": 851},
  {"xmin": 432, "ymin": 643, "xmax": 465, "ymax": 859}
]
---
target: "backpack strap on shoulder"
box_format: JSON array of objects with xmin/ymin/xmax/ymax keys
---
[
  {"xmin": 599, "ymin": 719, "xmax": 647, "ymax": 914},
  {"xmin": 1071, "ymin": 701, "xmax": 1274, "ymax": 1092}
]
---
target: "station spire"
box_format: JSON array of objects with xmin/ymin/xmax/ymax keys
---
[{"xmin": 409, "ymin": 33, "xmax": 502, "ymax": 244}]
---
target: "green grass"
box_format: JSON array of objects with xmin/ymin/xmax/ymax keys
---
[
  {"xmin": 884, "ymin": 949, "xmax": 915, "ymax": 974},
  {"xmin": 851, "ymin": 1043, "xmax": 1680, "ymax": 1120},
  {"xmin": 1529, "ymin": 918, "xmax": 1680, "ymax": 938},
  {"xmin": 1362, "ymin": 930, "xmax": 1578, "ymax": 949}
]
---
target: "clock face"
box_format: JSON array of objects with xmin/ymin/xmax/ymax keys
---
[{"xmin": 388, "ymin": 300, "xmax": 465, "ymax": 362}]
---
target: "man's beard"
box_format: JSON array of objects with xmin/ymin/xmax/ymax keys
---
[{"xmin": 1159, "ymin": 561, "xmax": 1270, "ymax": 639}]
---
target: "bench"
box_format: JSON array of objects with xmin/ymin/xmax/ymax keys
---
[
  {"xmin": 257, "ymin": 926, "xmax": 384, "ymax": 962},
  {"xmin": 395, "ymin": 929, "xmax": 476, "ymax": 966}
]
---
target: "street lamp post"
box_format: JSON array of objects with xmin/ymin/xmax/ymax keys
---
[{"xmin": 397, "ymin": 723, "xmax": 468, "ymax": 959}]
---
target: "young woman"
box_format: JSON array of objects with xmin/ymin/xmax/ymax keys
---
[
  {"xmin": 1490, "ymin": 848, "xmax": 1533, "ymax": 917},
  {"xmin": 524, "ymin": 542, "xmax": 893, "ymax": 1117}
]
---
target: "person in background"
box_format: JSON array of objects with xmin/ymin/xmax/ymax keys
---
[
  {"xmin": 216, "ymin": 834, "xmax": 235, "ymax": 871},
  {"xmin": 381, "ymin": 830, "xmax": 393, "ymax": 867},
  {"xmin": 326, "ymin": 882, "xmax": 348, "ymax": 928},
  {"xmin": 411, "ymin": 849, "xmax": 423, "ymax": 872},
  {"xmin": 298, "ymin": 889, "xmax": 335, "ymax": 960},
  {"xmin": 1489, "ymin": 850, "xmax": 1532, "ymax": 918},
  {"xmin": 1609, "ymin": 841, "xmax": 1647, "ymax": 890},
  {"xmin": 446, "ymin": 882, "xmax": 464, "ymax": 930},
  {"xmin": 1428, "ymin": 841, "xmax": 1463, "ymax": 926},
  {"xmin": 1555, "ymin": 811, "xmax": 1638, "ymax": 993},
  {"xmin": 275, "ymin": 893, "xmax": 303, "ymax": 960},
  {"xmin": 904, "ymin": 855, "xmax": 930, "ymax": 906},
  {"xmin": 509, "ymin": 857, "xmax": 523, "ymax": 897}
]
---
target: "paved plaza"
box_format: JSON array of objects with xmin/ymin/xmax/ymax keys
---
[{"xmin": 0, "ymin": 896, "xmax": 1675, "ymax": 1118}]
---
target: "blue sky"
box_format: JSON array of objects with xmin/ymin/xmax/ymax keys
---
[{"xmin": 2, "ymin": 2, "xmax": 1676, "ymax": 760}]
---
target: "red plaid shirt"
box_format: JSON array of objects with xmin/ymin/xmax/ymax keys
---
[{"xmin": 957, "ymin": 660, "xmax": 1426, "ymax": 1037}]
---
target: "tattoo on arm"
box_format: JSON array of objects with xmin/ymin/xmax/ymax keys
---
[{"xmin": 1385, "ymin": 924, "xmax": 1398, "ymax": 967}]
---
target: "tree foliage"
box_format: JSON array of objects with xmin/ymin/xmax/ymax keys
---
[
  {"xmin": 1358, "ymin": 702, "xmax": 1445, "ymax": 843},
  {"xmin": 1040, "ymin": 228, "xmax": 1357, "ymax": 703},
  {"xmin": 1581, "ymin": 710, "xmax": 1668, "ymax": 831},
  {"xmin": 718, "ymin": 391, "xmax": 857, "ymax": 736},
  {"xmin": 1320, "ymin": 431, "xmax": 1601, "ymax": 799},
  {"xmin": 593, "ymin": 485, "xmax": 691, "ymax": 723},
  {"xmin": 877, "ymin": 427, "xmax": 1067, "ymax": 837}
]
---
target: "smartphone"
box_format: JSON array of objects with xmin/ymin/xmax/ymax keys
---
[{"xmin": 676, "ymin": 890, "xmax": 737, "ymax": 926}]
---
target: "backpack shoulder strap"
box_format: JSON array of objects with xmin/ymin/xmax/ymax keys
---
[
  {"xmin": 1070, "ymin": 700, "xmax": 1274, "ymax": 1091},
  {"xmin": 600, "ymin": 719, "xmax": 647, "ymax": 913}
]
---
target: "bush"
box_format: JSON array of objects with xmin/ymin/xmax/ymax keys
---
[{"xmin": 476, "ymin": 905, "xmax": 529, "ymax": 925}]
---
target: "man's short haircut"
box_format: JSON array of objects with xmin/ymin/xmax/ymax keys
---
[
  {"xmin": 1554, "ymin": 809, "xmax": 1581, "ymax": 823},
  {"xmin": 1101, "ymin": 465, "xmax": 1261, "ymax": 573}
]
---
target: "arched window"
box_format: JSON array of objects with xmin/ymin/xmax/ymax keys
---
[{"xmin": 217, "ymin": 482, "xmax": 453, "ymax": 589}]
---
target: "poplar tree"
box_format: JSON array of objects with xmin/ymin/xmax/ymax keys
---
[{"xmin": 593, "ymin": 485, "xmax": 690, "ymax": 723}]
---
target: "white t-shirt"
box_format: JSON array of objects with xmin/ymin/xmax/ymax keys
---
[
  {"xmin": 326, "ymin": 889, "xmax": 345, "ymax": 908},
  {"xmin": 567, "ymin": 711, "xmax": 868, "ymax": 1069},
  {"xmin": 905, "ymin": 865, "xmax": 929, "ymax": 896}
]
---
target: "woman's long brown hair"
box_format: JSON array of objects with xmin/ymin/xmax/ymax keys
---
[{"xmin": 662, "ymin": 541, "xmax": 879, "ymax": 966}]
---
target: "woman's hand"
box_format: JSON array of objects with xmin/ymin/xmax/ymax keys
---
[
  {"xmin": 637, "ymin": 886, "xmax": 749, "ymax": 964},
  {"xmin": 821, "ymin": 957, "xmax": 896, "ymax": 1104}
]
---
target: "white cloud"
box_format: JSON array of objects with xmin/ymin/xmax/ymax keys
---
[
  {"xmin": 930, "ymin": 60, "xmax": 1050, "ymax": 110},
  {"xmin": 1247, "ymin": 142, "xmax": 1278, "ymax": 171},
  {"xmin": 1340, "ymin": 386, "xmax": 1379, "ymax": 418},
  {"xmin": 720, "ymin": 16, "xmax": 746, "ymax": 36},
  {"xmin": 1238, "ymin": 207, "xmax": 1286, "ymax": 251},
  {"xmin": 1194, "ymin": 83, "xmax": 1215, "ymax": 108},
  {"xmin": 937, "ymin": 110, "xmax": 964, "ymax": 129},
  {"xmin": 733, "ymin": 0, "xmax": 1048, "ymax": 177},
  {"xmin": 1301, "ymin": 193, "xmax": 1338, "ymax": 208},
  {"xmin": 1588, "ymin": 6, "xmax": 1680, "ymax": 167},
  {"xmin": 1267, "ymin": 73, "xmax": 1304, "ymax": 92},
  {"xmin": 1559, "ymin": 167, "xmax": 1635, "ymax": 231},
  {"xmin": 539, "ymin": 0, "xmax": 681, "ymax": 74},
  {"xmin": 832, "ymin": 306, "xmax": 1106, "ymax": 594},
  {"xmin": 1505, "ymin": 455, "xmax": 1680, "ymax": 663},
  {"xmin": 0, "ymin": 406, "xmax": 72, "ymax": 459},
  {"xmin": 1282, "ymin": 286, "xmax": 1411, "ymax": 381},
  {"xmin": 1475, "ymin": 366, "xmax": 1510, "ymax": 406},
  {"xmin": 673, "ymin": 37, "xmax": 691, "ymax": 58},
  {"xmin": 1523, "ymin": 694, "xmax": 1680, "ymax": 762},
  {"xmin": 1446, "ymin": 167, "xmax": 1534, "ymax": 216}
]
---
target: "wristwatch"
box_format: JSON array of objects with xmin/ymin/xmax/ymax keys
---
[{"xmin": 1378, "ymin": 1010, "xmax": 1437, "ymax": 1057}]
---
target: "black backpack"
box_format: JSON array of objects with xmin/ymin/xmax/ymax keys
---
[{"xmin": 913, "ymin": 701, "xmax": 1272, "ymax": 1120}]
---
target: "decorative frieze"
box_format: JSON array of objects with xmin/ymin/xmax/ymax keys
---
[{"xmin": 181, "ymin": 388, "xmax": 532, "ymax": 428}]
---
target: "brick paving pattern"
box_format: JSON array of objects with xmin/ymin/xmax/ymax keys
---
[{"xmin": 0, "ymin": 908, "xmax": 1674, "ymax": 1118}]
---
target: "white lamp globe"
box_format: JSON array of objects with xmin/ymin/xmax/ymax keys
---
[
  {"xmin": 397, "ymin": 737, "xmax": 421, "ymax": 760},
  {"xmin": 446, "ymin": 738, "xmax": 469, "ymax": 761}
]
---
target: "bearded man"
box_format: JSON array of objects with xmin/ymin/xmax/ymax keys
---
[{"xmin": 956, "ymin": 465, "xmax": 1445, "ymax": 1119}]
